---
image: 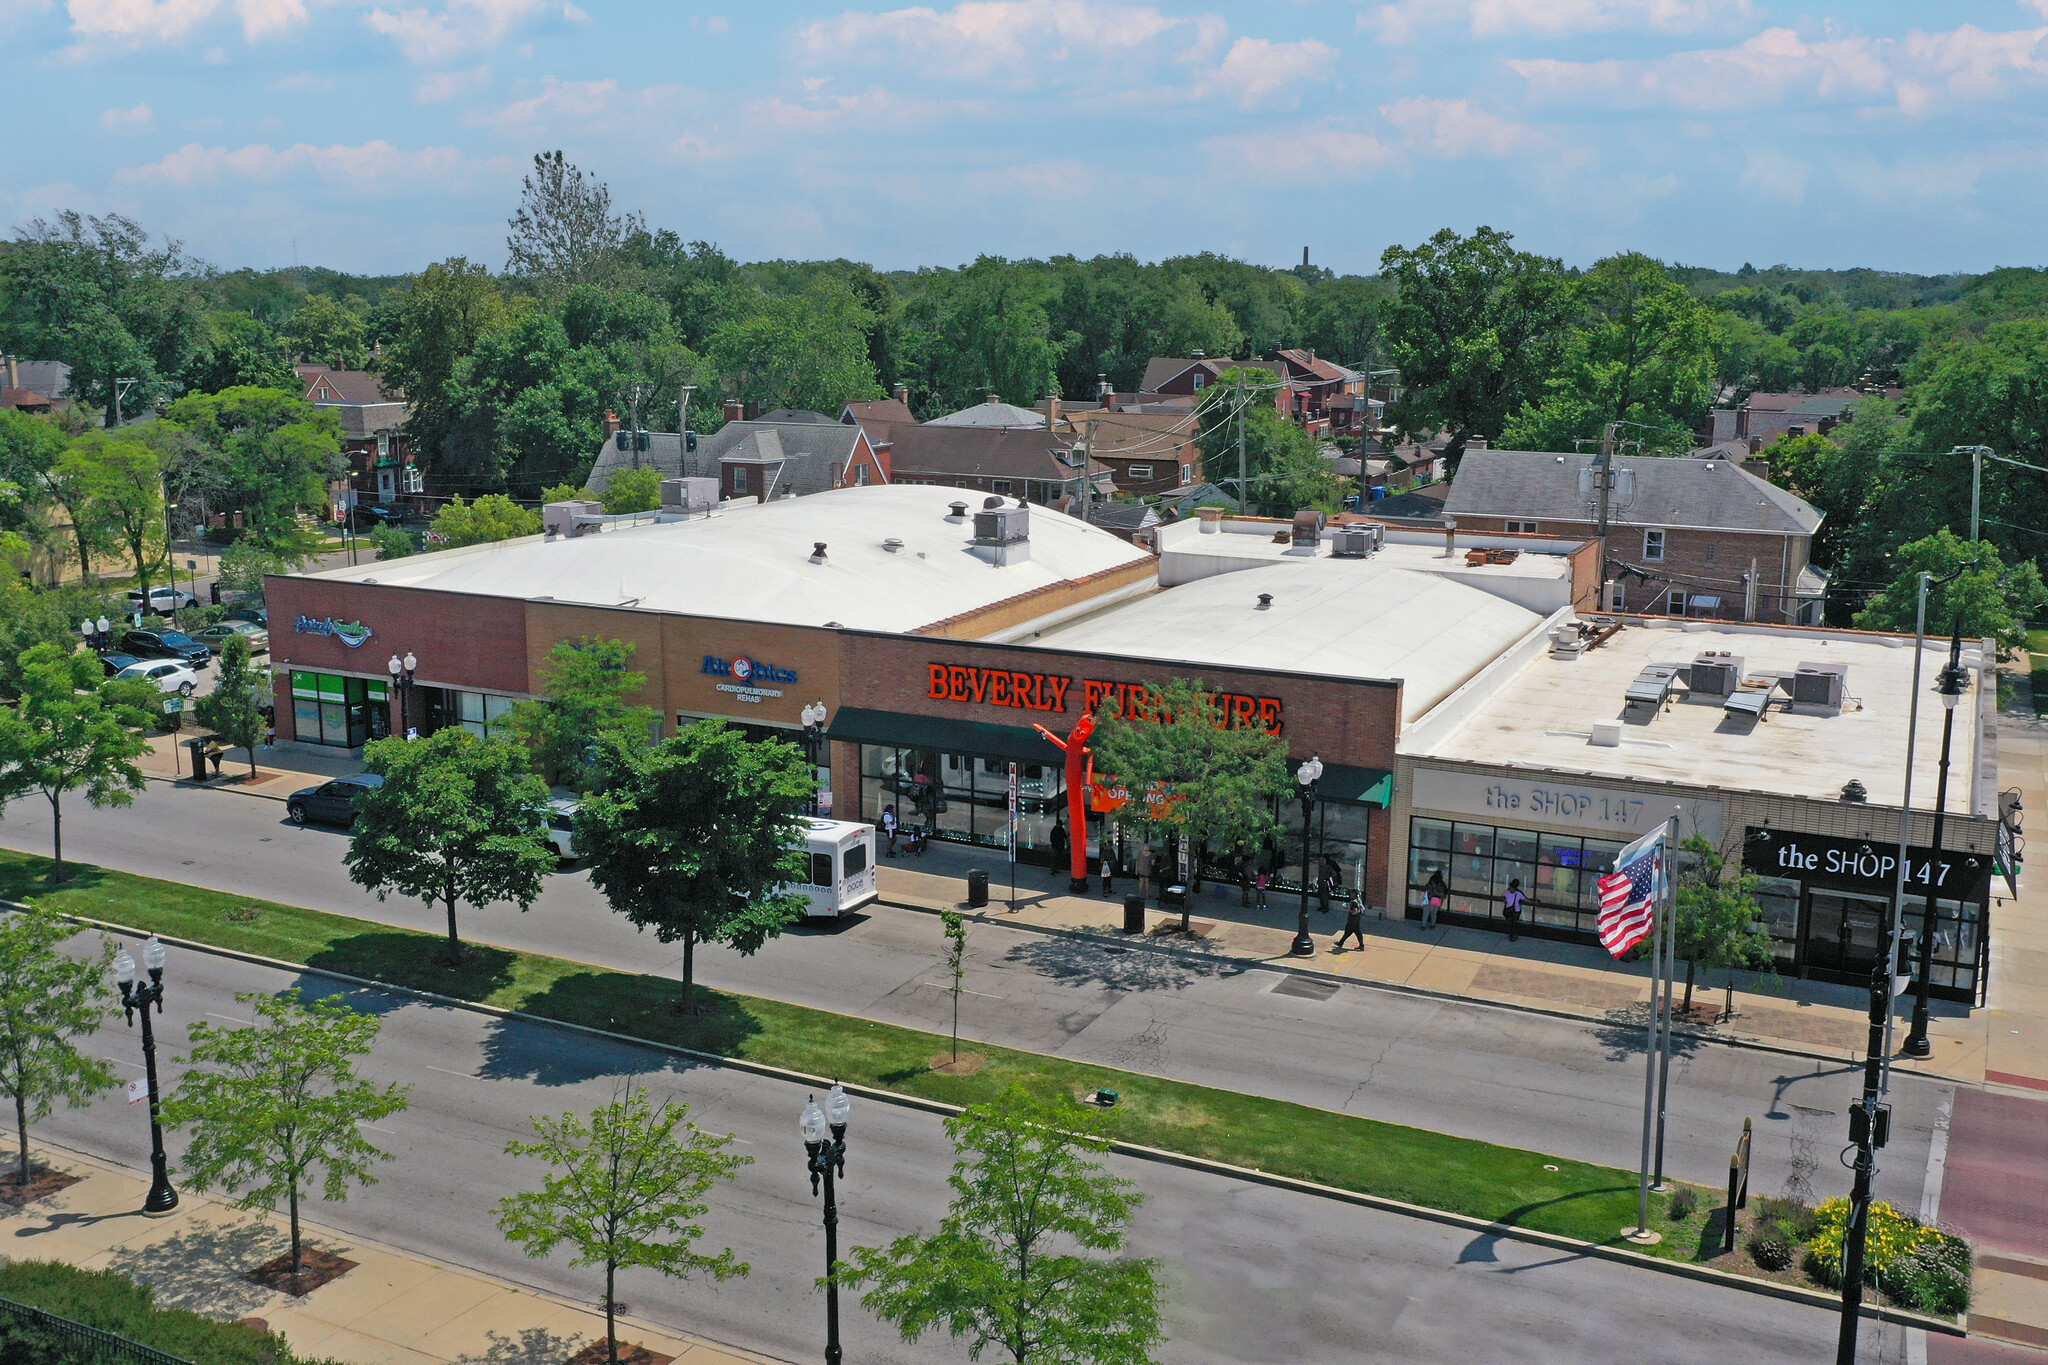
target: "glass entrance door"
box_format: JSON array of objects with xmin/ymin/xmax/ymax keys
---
[{"xmin": 1803, "ymin": 891, "xmax": 1887, "ymax": 980}]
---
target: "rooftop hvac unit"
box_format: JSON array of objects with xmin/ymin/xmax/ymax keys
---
[
  {"xmin": 1330, "ymin": 526, "xmax": 1377, "ymax": 558},
  {"xmin": 1688, "ymin": 652, "xmax": 1744, "ymax": 696},
  {"xmin": 973, "ymin": 504, "xmax": 1030, "ymax": 544},
  {"xmin": 1792, "ymin": 661, "xmax": 1848, "ymax": 708}
]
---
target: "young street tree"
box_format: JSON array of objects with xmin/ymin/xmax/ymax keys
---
[
  {"xmin": 577, "ymin": 721, "xmax": 812, "ymax": 1014},
  {"xmin": 1674, "ymin": 835, "xmax": 1778, "ymax": 1019},
  {"xmin": 0, "ymin": 907, "xmax": 118, "ymax": 1187},
  {"xmin": 194, "ymin": 633, "xmax": 266, "ymax": 779},
  {"xmin": 495, "ymin": 1081, "xmax": 750, "ymax": 1364},
  {"xmin": 843, "ymin": 1085, "xmax": 1165, "ymax": 1365},
  {"xmin": 506, "ymin": 636, "xmax": 657, "ymax": 790},
  {"xmin": 0, "ymin": 643, "xmax": 153, "ymax": 884},
  {"xmin": 162, "ymin": 990, "xmax": 410, "ymax": 1281},
  {"xmin": 57, "ymin": 434, "xmax": 167, "ymax": 611},
  {"xmin": 942, "ymin": 910, "xmax": 968, "ymax": 1065},
  {"xmin": 344, "ymin": 729, "xmax": 556, "ymax": 961},
  {"xmin": 1088, "ymin": 677, "xmax": 1289, "ymax": 923}
]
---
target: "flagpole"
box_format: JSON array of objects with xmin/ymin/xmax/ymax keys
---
[
  {"xmin": 1625, "ymin": 819, "xmax": 1671, "ymax": 1245},
  {"xmin": 1652, "ymin": 809, "xmax": 1681, "ymax": 1190}
]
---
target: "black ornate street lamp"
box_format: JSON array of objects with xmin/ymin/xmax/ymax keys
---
[
  {"xmin": 387, "ymin": 651, "xmax": 418, "ymax": 738},
  {"xmin": 112, "ymin": 937, "xmax": 179, "ymax": 1216},
  {"xmin": 1903, "ymin": 631, "xmax": 1972, "ymax": 1057},
  {"xmin": 1292, "ymin": 754, "xmax": 1322, "ymax": 957},
  {"xmin": 801, "ymin": 701, "xmax": 829, "ymax": 816},
  {"xmin": 802, "ymin": 1083, "xmax": 853, "ymax": 1365}
]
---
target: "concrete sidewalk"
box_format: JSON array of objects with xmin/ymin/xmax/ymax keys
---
[{"xmin": 5, "ymin": 1143, "xmax": 780, "ymax": 1365}]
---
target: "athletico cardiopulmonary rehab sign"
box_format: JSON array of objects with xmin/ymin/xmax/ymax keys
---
[{"xmin": 925, "ymin": 663, "xmax": 1282, "ymax": 734}]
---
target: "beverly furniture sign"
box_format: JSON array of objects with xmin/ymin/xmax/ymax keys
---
[{"xmin": 1411, "ymin": 767, "xmax": 1723, "ymax": 842}]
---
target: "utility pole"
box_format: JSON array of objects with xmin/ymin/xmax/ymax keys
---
[
  {"xmin": 628, "ymin": 384, "xmax": 644, "ymax": 469},
  {"xmin": 1970, "ymin": 445, "xmax": 1985, "ymax": 542},
  {"xmin": 112, "ymin": 376, "xmax": 137, "ymax": 430},
  {"xmin": 1236, "ymin": 374, "xmax": 1248, "ymax": 511},
  {"xmin": 1596, "ymin": 422, "xmax": 1617, "ymax": 608},
  {"xmin": 677, "ymin": 384, "xmax": 695, "ymax": 442}
]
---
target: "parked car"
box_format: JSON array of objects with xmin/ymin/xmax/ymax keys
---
[
  {"xmin": 117, "ymin": 629, "xmax": 211, "ymax": 667},
  {"xmin": 126, "ymin": 586, "xmax": 199, "ymax": 615},
  {"xmin": 228, "ymin": 606, "xmax": 268, "ymax": 626},
  {"xmin": 114, "ymin": 660, "xmax": 198, "ymax": 697},
  {"xmin": 285, "ymin": 774, "xmax": 384, "ymax": 827},
  {"xmin": 348, "ymin": 504, "xmax": 406, "ymax": 530},
  {"xmin": 545, "ymin": 797, "xmax": 579, "ymax": 862},
  {"xmin": 190, "ymin": 621, "xmax": 269, "ymax": 653},
  {"xmin": 96, "ymin": 651, "xmax": 145, "ymax": 677}
]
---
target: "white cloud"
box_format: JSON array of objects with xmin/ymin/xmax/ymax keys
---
[
  {"xmin": 1202, "ymin": 123, "xmax": 1396, "ymax": 182},
  {"xmin": 473, "ymin": 74, "xmax": 616, "ymax": 126},
  {"xmin": 705, "ymin": 13, "xmax": 726, "ymax": 34},
  {"xmin": 797, "ymin": 1, "xmax": 1222, "ymax": 87},
  {"xmin": 559, "ymin": 0, "xmax": 582, "ymax": 19},
  {"xmin": 1380, "ymin": 96, "xmax": 1532, "ymax": 156},
  {"xmin": 99, "ymin": 101, "xmax": 153, "ymax": 128},
  {"xmin": 271, "ymin": 70, "xmax": 335, "ymax": 91},
  {"xmin": 415, "ymin": 62, "xmax": 488, "ymax": 100},
  {"xmin": 116, "ymin": 139, "xmax": 465, "ymax": 191},
  {"xmin": 63, "ymin": 0, "xmax": 316, "ymax": 45},
  {"xmin": 1740, "ymin": 145, "xmax": 1807, "ymax": 200},
  {"xmin": 1204, "ymin": 36, "xmax": 1336, "ymax": 109},
  {"xmin": 364, "ymin": 0, "xmax": 544, "ymax": 63},
  {"xmin": 1363, "ymin": 0, "xmax": 1750, "ymax": 43}
]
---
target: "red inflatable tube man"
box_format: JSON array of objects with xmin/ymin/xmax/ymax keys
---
[{"xmin": 1034, "ymin": 712, "xmax": 1096, "ymax": 893}]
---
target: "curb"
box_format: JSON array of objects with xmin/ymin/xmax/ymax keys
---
[
  {"xmin": 143, "ymin": 771, "xmax": 291, "ymax": 804},
  {"xmin": 44, "ymin": 904, "xmax": 1965, "ymax": 1337},
  {"xmin": 877, "ymin": 894, "xmax": 1974, "ymax": 1081}
]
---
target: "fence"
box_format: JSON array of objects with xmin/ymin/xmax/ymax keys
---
[{"xmin": 0, "ymin": 1294, "xmax": 194, "ymax": 1365}]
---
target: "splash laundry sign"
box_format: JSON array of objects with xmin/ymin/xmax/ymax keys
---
[{"xmin": 294, "ymin": 616, "xmax": 375, "ymax": 648}]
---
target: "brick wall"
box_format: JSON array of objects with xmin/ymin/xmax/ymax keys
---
[{"xmin": 1451, "ymin": 515, "xmax": 1808, "ymax": 621}]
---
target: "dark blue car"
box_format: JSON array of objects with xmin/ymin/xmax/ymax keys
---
[
  {"xmin": 285, "ymin": 774, "xmax": 384, "ymax": 827},
  {"xmin": 118, "ymin": 628, "xmax": 212, "ymax": 667}
]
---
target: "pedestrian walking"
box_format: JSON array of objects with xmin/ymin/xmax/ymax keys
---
[
  {"xmin": 1254, "ymin": 870, "xmax": 1269, "ymax": 909},
  {"xmin": 1100, "ymin": 851, "xmax": 1115, "ymax": 896},
  {"xmin": 1334, "ymin": 893, "xmax": 1366, "ymax": 950},
  {"xmin": 1421, "ymin": 868, "xmax": 1448, "ymax": 930},
  {"xmin": 1503, "ymin": 877, "xmax": 1526, "ymax": 942},
  {"xmin": 882, "ymin": 804, "xmax": 899, "ymax": 858},
  {"xmin": 1050, "ymin": 813, "xmax": 1069, "ymax": 879}
]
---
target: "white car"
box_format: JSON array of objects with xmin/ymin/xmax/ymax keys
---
[
  {"xmin": 126, "ymin": 586, "xmax": 200, "ymax": 615},
  {"xmin": 115, "ymin": 659, "xmax": 199, "ymax": 696},
  {"xmin": 546, "ymin": 797, "xmax": 579, "ymax": 862}
]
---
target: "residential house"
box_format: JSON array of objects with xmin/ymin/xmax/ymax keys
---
[
  {"xmin": 1, "ymin": 357, "xmax": 70, "ymax": 414},
  {"xmin": 841, "ymin": 383, "xmax": 915, "ymax": 429},
  {"xmin": 883, "ymin": 424, "xmax": 1102, "ymax": 506},
  {"xmin": 1441, "ymin": 449, "xmax": 1826, "ymax": 623},
  {"xmin": 1138, "ymin": 355, "xmax": 1290, "ymax": 415},
  {"xmin": 1066, "ymin": 407, "xmax": 1202, "ymax": 497},
  {"xmin": 1730, "ymin": 390, "xmax": 1864, "ymax": 446},
  {"xmin": 585, "ymin": 407, "xmax": 888, "ymax": 501},
  {"xmin": 295, "ymin": 364, "xmax": 417, "ymax": 515},
  {"xmin": 1266, "ymin": 348, "xmax": 1372, "ymax": 436},
  {"xmin": 927, "ymin": 397, "xmax": 1049, "ymax": 429}
]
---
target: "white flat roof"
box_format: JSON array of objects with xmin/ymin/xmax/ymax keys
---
[
  {"xmin": 1031, "ymin": 556, "xmax": 1549, "ymax": 723},
  {"xmin": 1409, "ymin": 620, "xmax": 1990, "ymax": 810},
  {"xmin": 296, "ymin": 487, "xmax": 1152, "ymax": 633}
]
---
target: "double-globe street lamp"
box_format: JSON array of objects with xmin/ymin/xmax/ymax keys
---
[
  {"xmin": 801, "ymin": 1084, "xmax": 853, "ymax": 1365},
  {"xmin": 1903, "ymin": 632, "xmax": 1973, "ymax": 1058},
  {"xmin": 1292, "ymin": 754, "xmax": 1323, "ymax": 957},
  {"xmin": 801, "ymin": 701, "xmax": 829, "ymax": 815},
  {"xmin": 387, "ymin": 651, "xmax": 419, "ymax": 738},
  {"xmin": 112, "ymin": 937, "xmax": 179, "ymax": 1216}
]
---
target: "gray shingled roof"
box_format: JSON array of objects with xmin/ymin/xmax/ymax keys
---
[
  {"xmin": 1441, "ymin": 449, "xmax": 1821, "ymax": 534},
  {"xmin": 586, "ymin": 418, "xmax": 863, "ymax": 495}
]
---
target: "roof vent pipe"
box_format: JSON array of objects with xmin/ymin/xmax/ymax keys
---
[
  {"xmin": 1256, "ymin": 593, "xmax": 1273, "ymax": 610},
  {"xmin": 882, "ymin": 538, "xmax": 904, "ymax": 553},
  {"xmin": 984, "ymin": 495, "xmax": 1004, "ymax": 509},
  {"xmin": 811, "ymin": 542, "xmax": 827, "ymax": 562},
  {"xmin": 947, "ymin": 501, "xmax": 969, "ymax": 520}
]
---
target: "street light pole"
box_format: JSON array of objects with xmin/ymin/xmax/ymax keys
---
[
  {"xmin": 387, "ymin": 651, "xmax": 418, "ymax": 738},
  {"xmin": 1903, "ymin": 622, "xmax": 1971, "ymax": 1057},
  {"xmin": 1292, "ymin": 755, "xmax": 1322, "ymax": 956},
  {"xmin": 801, "ymin": 701, "xmax": 829, "ymax": 816},
  {"xmin": 802, "ymin": 1084, "xmax": 853, "ymax": 1365},
  {"xmin": 112, "ymin": 937, "xmax": 179, "ymax": 1216}
]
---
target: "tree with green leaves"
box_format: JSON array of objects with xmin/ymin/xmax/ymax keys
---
[
  {"xmin": 163, "ymin": 387, "xmax": 343, "ymax": 560},
  {"xmin": 375, "ymin": 257, "xmax": 513, "ymax": 495},
  {"xmin": 1675, "ymin": 836, "xmax": 1777, "ymax": 1018},
  {"xmin": 56, "ymin": 434, "xmax": 166, "ymax": 607},
  {"xmin": 1855, "ymin": 529, "xmax": 2048, "ymax": 652},
  {"xmin": 162, "ymin": 989, "xmax": 410, "ymax": 1282},
  {"xmin": 368, "ymin": 523, "xmax": 416, "ymax": 560},
  {"xmin": 212, "ymin": 539, "xmax": 290, "ymax": 609},
  {"xmin": 0, "ymin": 644, "xmax": 152, "ymax": 883},
  {"xmin": 505, "ymin": 151, "xmax": 645, "ymax": 291},
  {"xmin": 600, "ymin": 464, "xmax": 664, "ymax": 514},
  {"xmin": 1088, "ymin": 678, "xmax": 1289, "ymax": 923},
  {"xmin": 900, "ymin": 256, "xmax": 1062, "ymax": 410},
  {"xmin": 843, "ymin": 1085, "xmax": 1164, "ymax": 1365},
  {"xmin": 179, "ymin": 309, "xmax": 297, "ymax": 395},
  {"xmin": 0, "ymin": 907, "xmax": 118, "ymax": 1186},
  {"xmin": 1377, "ymin": 226, "xmax": 1575, "ymax": 465},
  {"xmin": 706, "ymin": 278, "xmax": 883, "ymax": 416},
  {"xmin": 0, "ymin": 580, "xmax": 123, "ymax": 701},
  {"xmin": 343, "ymin": 729, "xmax": 556, "ymax": 961},
  {"xmin": 194, "ymin": 634, "xmax": 266, "ymax": 779},
  {"xmin": 429, "ymin": 494, "xmax": 542, "ymax": 548},
  {"xmin": 506, "ymin": 637, "xmax": 656, "ymax": 790},
  {"xmin": 576, "ymin": 721, "xmax": 813, "ymax": 1014},
  {"xmin": 942, "ymin": 910, "xmax": 968, "ymax": 1065},
  {"xmin": 496, "ymin": 1081, "xmax": 750, "ymax": 1364},
  {"xmin": 281, "ymin": 294, "xmax": 369, "ymax": 369}
]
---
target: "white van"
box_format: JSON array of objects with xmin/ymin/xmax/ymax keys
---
[{"xmin": 797, "ymin": 819, "xmax": 877, "ymax": 917}]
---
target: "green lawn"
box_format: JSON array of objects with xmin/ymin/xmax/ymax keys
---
[{"xmin": 3, "ymin": 849, "xmax": 1729, "ymax": 1262}]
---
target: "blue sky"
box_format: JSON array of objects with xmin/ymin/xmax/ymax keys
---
[{"xmin": 4, "ymin": 0, "xmax": 2046, "ymax": 277}]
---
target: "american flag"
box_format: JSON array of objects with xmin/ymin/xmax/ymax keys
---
[{"xmin": 1595, "ymin": 827, "xmax": 1664, "ymax": 958}]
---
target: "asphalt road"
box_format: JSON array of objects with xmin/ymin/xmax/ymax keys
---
[
  {"xmin": 1, "ymin": 781, "xmax": 1945, "ymax": 1218},
  {"xmin": 46, "ymin": 947, "xmax": 1861, "ymax": 1364}
]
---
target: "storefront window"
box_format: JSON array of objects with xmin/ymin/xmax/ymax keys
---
[
  {"xmin": 1752, "ymin": 876, "xmax": 1802, "ymax": 965},
  {"xmin": 288, "ymin": 671, "xmax": 389, "ymax": 749},
  {"xmin": 859, "ymin": 745, "xmax": 1061, "ymax": 852},
  {"xmin": 1407, "ymin": 817, "xmax": 1629, "ymax": 934}
]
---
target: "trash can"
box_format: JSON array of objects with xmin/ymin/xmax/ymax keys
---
[
  {"xmin": 1161, "ymin": 884, "xmax": 1186, "ymax": 912},
  {"xmin": 184, "ymin": 737, "xmax": 208, "ymax": 781},
  {"xmin": 967, "ymin": 868, "xmax": 989, "ymax": 908},
  {"xmin": 1123, "ymin": 894, "xmax": 1145, "ymax": 934}
]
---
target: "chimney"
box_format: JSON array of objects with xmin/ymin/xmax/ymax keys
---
[
  {"xmin": 1190, "ymin": 349, "xmax": 1204, "ymax": 360},
  {"xmin": 3, "ymin": 356, "xmax": 16, "ymax": 390},
  {"xmin": 1096, "ymin": 374, "xmax": 1112, "ymax": 408},
  {"xmin": 744, "ymin": 400, "xmax": 760, "ymax": 421},
  {"xmin": 724, "ymin": 400, "xmax": 744, "ymax": 424},
  {"xmin": 1302, "ymin": 246, "xmax": 1310, "ymax": 269},
  {"xmin": 892, "ymin": 382, "xmax": 909, "ymax": 405},
  {"xmin": 1043, "ymin": 390, "xmax": 1062, "ymax": 427},
  {"xmin": 986, "ymin": 391, "xmax": 1001, "ymax": 407},
  {"xmin": 603, "ymin": 409, "xmax": 620, "ymax": 437},
  {"xmin": 1443, "ymin": 517, "xmax": 1457, "ymax": 558},
  {"xmin": 1818, "ymin": 415, "xmax": 1837, "ymax": 436},
  {"xmin": 1748, "ymin": 434, "xmax": 1763, "ymax": 455},
  {"xmin": 1787, "ymin": 424, "xmax": 1806, "ymax": 439}
]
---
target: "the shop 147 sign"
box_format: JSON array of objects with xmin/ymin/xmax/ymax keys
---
[{"xmin": 1744, "ymin": 828, "xmax": 1990, "ymax": 899}]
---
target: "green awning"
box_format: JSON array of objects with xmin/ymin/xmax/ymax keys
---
[
  {"xmin": 829, "ymin": 707, "xmax": 1058, "ymax": 766},
  {"xmin": 1320, "ymin": 763, "xmax": 1394, "ymax": 807}
]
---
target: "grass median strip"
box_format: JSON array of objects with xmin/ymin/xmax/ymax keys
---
[{"xmin": 3, "ymin": 849, "xmax": 1733, "ymax": 1263}]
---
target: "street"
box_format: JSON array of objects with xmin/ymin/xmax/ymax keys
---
[
  {"xmin": 49, "ymin": 945, "xmax": 1857, "ymax": 1364},
  {"xmin": 0, "ymin": 775, "xmax": 1947, "ymax": 1220}
]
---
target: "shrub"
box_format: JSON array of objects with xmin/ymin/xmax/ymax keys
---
[
  {"xmin": 0, "ymin": 1259, "xmax": 334, "ymax": 1362},
  {"xmin": 1754, "ymin": 1195, "xmax": 1819, "ymax": 1241},
  {"xmin": 1666, "ymin": 1188, "xmax": 1698, "ymax": 1221},
  {"xmin": 1750, "ymin": 1235, "xmax": 1793, "ymax": 1271},
  {"xmin": 1805, "ymin": 1198, "xmax": 1958, "ymax": 1292},
  {"xmin": 369, "ymin": 523, "xmax": 416, "ymax": 560},
  {"xmin": 1887, "ymin": 1232, "xmax": 1974, "ymax": 1318}
]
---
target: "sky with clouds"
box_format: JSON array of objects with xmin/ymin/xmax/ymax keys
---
[{"xmin": 4, "ymin": 0, "xmax": 2046, "ymax": 278}]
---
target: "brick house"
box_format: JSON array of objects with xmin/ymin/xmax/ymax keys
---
[
  {"xmin": 1138, "ymin": 355, "xmax": 1290, "ymax": 414},
  {"xmin": 296, "ymin": 365, "xmax": 418, "ymax": 516},
  {"xmin": 1266, "ymin": 348, "xmax": 1370, "ymax": 436},
  {"xmin": 881, "ymin": 423, "xmax": 1106, "ymax": 506},
  {"xmin": 1442, "ymin": 449, "xmax": 1826, "ymax": 623},
  {"xmin": 1065, "ymin": 408, "xmax": 1202, "ymax": 497}
]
